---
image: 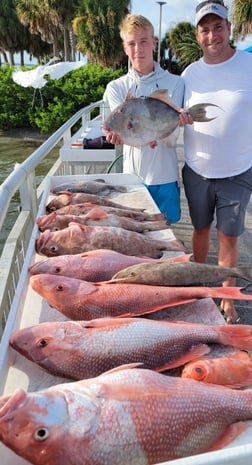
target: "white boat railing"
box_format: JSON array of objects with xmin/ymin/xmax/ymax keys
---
[{"xmin": 0, "ymin": 99, "xmax": 105, "ymax": 340}]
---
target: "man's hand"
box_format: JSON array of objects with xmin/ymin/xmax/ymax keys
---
[
  {"xmin": 103, "ymin": 128, "xmax": 124, "ymax": 145},
  {"xmin": 179, "ymin": 110, "xmax": 193, "ymax": 126}
]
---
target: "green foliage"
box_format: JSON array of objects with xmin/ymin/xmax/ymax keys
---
[
  {"xmin": 0, "ymin": 65, "xmax": 35, "ymax": 128},
  {"xmin": 168, "ymin": 22, "xmax": 201, "ymax": 69},
  {"xmin": 0, "ymin": 63, "xmax": 125, "ymax": 133},
  {"xmin": 73, "ymin": 0, "xmax": 130, "ymax": 67},
  {"xmin": 232, "ymin": 0, "xmax": 252, "ymax": 41}
]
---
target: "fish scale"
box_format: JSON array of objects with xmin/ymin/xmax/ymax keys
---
[
  {"xmin": 1, "ymin": 366, "xmax": 252, "ymax": 464},
  {"xmin": 10, "ymin": 318, "xmax": 252, "ymax": 380},
  {"xmin": 29, "ymin": 273, "xmax": 252, "ymax": 321},
  {"xmin": 35, "ymin": 222, "xmax": 185, "ymax": 258},
  {"xmin": 28, "ymin": 249, "xmax": 192, "ymax": 282}
]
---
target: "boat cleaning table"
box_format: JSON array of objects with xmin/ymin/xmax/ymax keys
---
[{"xmin": 1, "ymin": 173, "xmax": 251, "ymax": 465}]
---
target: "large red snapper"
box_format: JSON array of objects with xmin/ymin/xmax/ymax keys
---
[
  {"xmin": 112, "ymin": 260, "xmax": 252, "ymax": 285},
  {"xmin": 36, "ymin": 208, "xmax": 170, "ymax": 233},
  {"xmin": 29, "ymin": 273, "xmax": 252, "ymax": 320},
  {"xmin": 35, "ymin": 222, "xmax": 186, "ymax": 258},
  {"xmin": 103, "ymin": 90, "xmax": 219, "ymax": 147},
  {"xmin": 29, "ymin": 249, "xmax": 192, "ymax": 282},
  {"xmin": 10, "ymin": 317, "xmax": 252, "ymax": 380},
  {"xmin": 1, "ymin": 365, "xmax": 252, "ymax": 464},
  {"xmin": 46, "ymin": 192, "xmax": 146, "ymax": 212}
]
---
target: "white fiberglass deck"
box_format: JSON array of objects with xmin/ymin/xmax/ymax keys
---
[{"xmin": 1, "ymin": 173, "xmax": 252, "ymax": 465}]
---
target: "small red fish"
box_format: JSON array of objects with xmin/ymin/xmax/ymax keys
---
[
  {"xmin": 10, "ymin": 318, "xmax": 252, "ymax": 380},
  {"xmin": 182, "ymin": 350, "xmax": 252, "ymax": 388},
  {"xmin": 29, "ymin": 249, "xmax": 192, "ymax": 282},
  {"xmin": 46, "ymin": 192, "xmax": 146, "ymax": 212},
  {"xmin": 36, "ymin": 208, "xmax": 170, "ymax": 233},
  {"xmin": 52, "ymin": 202, "xmax": 166, "ymax": 221},
  {"xmin": 29, "ymin": 273, "xmax": 252, "ymax": 320},
  {"xmin": 35, "ymin": 222, "xmax": 185, "ymax": 258},
  {"xmin": 1, "ymin": 365, "xmax": 252, "ymax": 464}
]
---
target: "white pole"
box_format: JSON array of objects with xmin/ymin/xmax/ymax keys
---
[{"xmin": 156, "ymin": 2, "xmax": 167, "ymax": 64}]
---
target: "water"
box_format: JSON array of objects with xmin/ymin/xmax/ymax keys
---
[{"xmin": 0, "ymin": 130, "xmax": 58, "ymax": 252}]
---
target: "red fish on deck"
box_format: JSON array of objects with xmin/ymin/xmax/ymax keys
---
[
  {"xmin": 29, "ymin": 249, "xmax": 192, "ymax": 282},
  {"xmin": 36, "ymin": 208, "xmax": 170, "ymax": 233},
  {"xmin": 29, "ymin": 273, "xmax": 252, "ymax": 320},
  {"xmin": 46, "ymin": 192, "xmax": 147, "ymax": 212},
  {"xmin": 35, "ymin": 222, "xmax": 185, "ymax": 258},
  {"xmin": 182, "ymin": 349, "xmax": 252, "ymax": 388},
  {"xmin": 10, "ymin": 318, "xmax": 252, "ymax": 380},
  {"xmin": 52, "ymin": 202, "xmax": 166, "ymax": 221},
  {"xmin": 1, "ymin": 365, "xmax": 252, "ymax": 464}
]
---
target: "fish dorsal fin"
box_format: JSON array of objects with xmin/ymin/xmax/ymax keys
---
[{"xmin": 149, "ymin": 89, "xmax": 181, "ymax": 112}]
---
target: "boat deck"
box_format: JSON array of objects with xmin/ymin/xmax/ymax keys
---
[
  {"xmin": 173, "ymin": 130, "xmax": 252, "ymax": 324},
  {"xmin": 1, "ymin": 119, "xmax": 252, "ymax": 464}
]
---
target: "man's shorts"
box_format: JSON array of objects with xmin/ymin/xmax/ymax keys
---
[
  {"xmin": 146, "ymin": 181, "xmax": 180, "ymax": 224},
  {"xmin": 182, "ymin": 163, "xmax": 252, "ymax": 236}
]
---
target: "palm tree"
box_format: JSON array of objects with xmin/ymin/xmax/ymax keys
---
[
  {"xmin": 0, "ymin": 0, "xmax": 31, "ymax": 65},
  {"xmin": 231, "ymin": 0, "xmax": 252, "ymax": 41},
  {"xmin": 16, "ymin": 0, "xmax": 62, "ymax": 58},
  {"xmin": 168, "ymin": 22, "xmax": 201, "ymax": 69},
  {"xmin": 48, "ymin": 0, "xmax": 77, "ymax": 61},
  {"xmin": 73, "ymin": 0, "xmax": 131, "ymax": 67}
]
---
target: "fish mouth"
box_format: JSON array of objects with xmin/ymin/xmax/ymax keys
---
[
  {"xmin": 0, "ymin": 390, "xmax": 27, "ymax": 439},
  {"xmin": 35, "ymin": 231, "xmax": 50, "ymax": 254},
  {"xmin": 28, "ymin": 260, "xmax": 46, "ymax": 275},
  {"xmin": 35, "ymin": 230, "xmax": 59, "ymax": 256}
]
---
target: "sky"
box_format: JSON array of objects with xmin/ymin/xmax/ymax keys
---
[
  {"xmin": 14, "ymin": 0, "xmax": 252, "ymax": 64},
  {"xmin": 130, "ymin": 0, "xmax": 252, "ymax": 50}
]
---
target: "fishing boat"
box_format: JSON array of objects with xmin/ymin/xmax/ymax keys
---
[{"xmin": 0, "ymin": 100, "xmax": 252, "ymax": 465}]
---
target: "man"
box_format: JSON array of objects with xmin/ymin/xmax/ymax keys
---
[
  {"xmin": 182, "ymin": 0, "xmax": 252, "ymax": 323},
  {"xmin": 103, "ymin": 14, "xmax": 185, "ymax": 224}
]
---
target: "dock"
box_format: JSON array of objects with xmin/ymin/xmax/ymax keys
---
[{"xmin": 173, "ymin": 130, "xmax": 252, "ymax": 324}]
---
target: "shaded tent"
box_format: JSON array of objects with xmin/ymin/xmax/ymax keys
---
[{"xmin": 244, "ymin": 46, "xmax": 252, "ymax": 52}]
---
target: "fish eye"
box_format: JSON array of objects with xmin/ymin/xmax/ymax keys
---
[
  {"xmin": 195, "ymin": 367, "xmax": 203, "ymax": 374},
  {"xmin": 34, "ymin": 427, "xmax": 49, "ymax": 442},
  {"xmin": 52, "ymin": 227, "xmax": 60, "ymax": 232},
  {"xmin": 38, "ymin": 339, "xmax": 48, "ymax": 348},
  {"xmin": 56, "ymin": 285, "xmax": 64, "ymax": 291},
  {"xmin": 49, "ymin": 245, "xmax": 58, "ymax": 252},
  {"xmin": 55, "ymin": 267, "xmax": 61, "ymax": 273},
  {"xmin": 192, "ymin": 366, "xmax": 206, "ymax": 380}
]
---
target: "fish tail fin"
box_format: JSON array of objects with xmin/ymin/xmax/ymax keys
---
[
  {"xmin": 188, "ymin": 103, "xmax": 221, "ymax": 122},
  {"xmin": 209, "ymin": 286, "xmax": 252, "ymax": 300},
  {"xmin": 216, "ymin": 325, "xmax": 252, "ymax": 350}
]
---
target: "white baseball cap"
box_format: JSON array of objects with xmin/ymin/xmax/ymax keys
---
[{"xmin": 195, "ymin": 1, "xmax": 228, "ymax": 27}]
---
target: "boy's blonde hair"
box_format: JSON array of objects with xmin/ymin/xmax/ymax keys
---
[{"xmin": 119, "ymin": 14, "xmax": 154, "ymax": 40}]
